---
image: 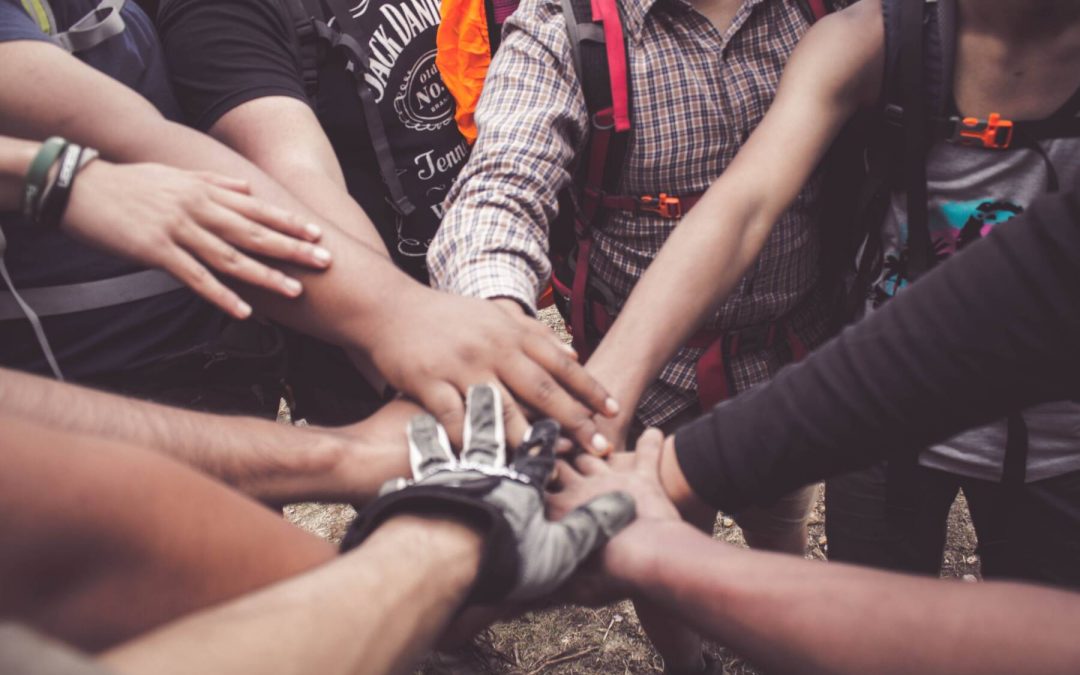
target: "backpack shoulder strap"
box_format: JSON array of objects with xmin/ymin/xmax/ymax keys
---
[
  {"xmin": 560, "ymin": 0, "xmax": 631, "ymax": 202},
  {"xmin": 283, "ymin": 0, "xmax": 324, "ymax": 100},
  {"xmin": 794, "ymin": 0, "xmax": 834, "ymax": 24},
  {"xmin": 881, "ymin": 0, "xmax": 937, "ymax": 279},
  {"xmin": 484, "ymin": 0, "xmax": 520, "ymax": 54},
  {"xmin": 23, "ymin": 0, "xmax": 128, "ymax": 54},
  {"xmin": 312, "ymin": 0, "xmax": 416, "ymax": 216}
]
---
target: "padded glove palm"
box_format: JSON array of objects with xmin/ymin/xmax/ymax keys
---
[{"xmin": 341, "ymin": 384, "xmax": 635, "ymax": 602}]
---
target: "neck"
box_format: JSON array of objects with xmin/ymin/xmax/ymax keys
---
[{"xmin": 960, "ymin": 0, "xmax": 1080, "ymax": 40}]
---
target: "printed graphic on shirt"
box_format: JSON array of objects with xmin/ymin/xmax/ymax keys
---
[
  {"xmin": 337, "ymin": 0, "xmax": 469, "ymax": 265},
  {"xmin": 873, "ymin": 197, "xmax": 1024, "ymax": 306}
]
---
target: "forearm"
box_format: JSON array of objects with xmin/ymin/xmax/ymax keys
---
[
  {"xmin": 0, "ymin": 135, "xmax": 38, "ymax": 208},
  {"xmin": 0, "ymin": 367, "xmax": 409, "ymax": 504},
  {"xmin": 0, "ymin": 41, "xmax": 413, "ymax": 354},
  {"xmin": 618, "ymin": 521, "xmax": 1080, "ymax": 675},
  {"xmin": 208, "ymin": 97, "xmax": 391, "ymax": 255},
  {"xmin": 101, "ymin": 516, "xmax": 482, "ymax": 675},
  {"xmin": 673, "ymin": 190, "xmax": 1080, "ymax": 512}
]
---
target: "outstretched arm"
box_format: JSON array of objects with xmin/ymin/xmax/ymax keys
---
[
  {"xmin": 0, "ymin": 366, "xmax": 413, "ymax": 505},
  {"xmin": 551, "ymin": 432, "xmax": 1080, "ymax": 675},
  {"xmin": 101, "ymin": 516, "xmax": 483, "ymax": 675},
  {"xmin": 585, "ymin": 0, "xmax": 885, "ymax": 442},
  {"xmin": 0, "ymin": 38, "xmax": 615, "ymax": 451},
  {"xmin": 666, "ymin": 187, "xmax": 1080, "ymax": 514},
  {"xmin": 618, "ymin": 520, "xmax": 1080, "ymax": 675}
]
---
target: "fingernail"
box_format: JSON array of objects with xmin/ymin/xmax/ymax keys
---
[
  {"xmin": 236, "ymin": 300, "xmax": 253, "ymax": 318},
  {"xmin": 605, "ymin": 397, "xmax": 621, "ymax": 416},
  {"xmin": 591, "ymin": 433, "xmax": 611, "ymax": 455},
  {"xmin": 555, "ymin": 437, "xmax": 574, "ymax": 454},
  {"xmin": 304, "ymin": 223, "xmax": 322, "ymax": 239},
  {"xmin": 284, "ymin": 278, "xmax": 302, "ymax": 296},
  {"xmin": 312, "ymin": 246, "xmax": 332, "ymax": 264}
]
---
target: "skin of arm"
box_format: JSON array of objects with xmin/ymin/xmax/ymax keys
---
[
  {"xmin": 101, "ymin": 515, "xmax": 483, "ymax": 675},
  {"xmin": 552, "ymin": 431, "xmax": 1080, "ymax": 675},
  {"xmin": 615, "ymin": 520, "xmax": 1080, "ymax": 675},
  {"xmin": 0, "ymin": 366, "xmax": 413, "ymax": 506},
  {"xmin": 585, "ymin": 0, "xmax": 885, "ymax": 443},
  {"xmin": 0, "ymin": 134, "xmax": 333, "ymax": 318},
  {"xmin": 0, "ymin": 39, "xmax": 616, "ymax": 451},
  {"xmin": 209, "ymin": 96, "xmax": 390, "ymax": 254}
]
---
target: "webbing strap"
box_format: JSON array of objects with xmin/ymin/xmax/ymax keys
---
[
  {"xmin": 898, "ymin": 0, "xmax": 933, "ymax": 279},
  {"xmin": 0, "ymin": 268, "xmax": 185, "ymax": 321},
  {"xmin": 20, "ymin": 0, "xmax": 55, "ymax": 34},
  {"xmin": 589, "ymin": 0, "xmax": 629, "ymax": 132},
  {"xmin": 55, "ymin": 0, "xmax": 127, "ymax": 54},
  {"xmin": 0, "ymin": 228, "xmax": 63, "ymax": 380},
  {"xmin": 320, "ymin": 0, "xmax": 416, "ymax": 216}
]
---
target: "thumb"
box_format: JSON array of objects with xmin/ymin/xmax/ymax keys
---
[
  {"xmin": 509, "ymin": 492, "xmax": 636, "ymax": 601},
  {"xmin": 558, "ymin": 491, "xmax": 637, "ymax": 548}
]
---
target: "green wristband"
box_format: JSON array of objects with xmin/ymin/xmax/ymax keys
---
[{"xmin": 22, "ymin": 137, "xmax": 69, "ymax": 221}]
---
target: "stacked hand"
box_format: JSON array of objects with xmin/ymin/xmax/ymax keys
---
[
  {"xmin": 64, "ymin": 161, "xmax": 332, "ymax": 319},
  {"xmin": 342, "ymin": 384, "xmax": 636, "ymax": 601}
]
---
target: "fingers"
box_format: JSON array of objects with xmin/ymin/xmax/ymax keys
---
[
  {"xmin": 523, "ymin": 329, "xmax": 619, "ymax": 419},
  {"xmin": 208, "ymin": 190, "xmax": 331, "ymax": 268},
  {"xmin": 512, "ymin": 418, "xmax": 560, "ymax": 485},
  {"xmin": 407, "ymin": 413, "xmax": 454, "ymax": 478},
  {"xmin": 195, "ymin": 171, "xmax": 251, "ymax": 194},
  {"xmin": 496, "ymin": 383, "xmax": 532, "ymax": 449},
  {"xmin": 500, "ymin": 355, "xmax": 610, "ymax": 456},
  {"xmin": 163, "ymin": 246, "xmax": 252, "ymax": 319},
  {"xmin": 176, "ymin": 221, "xmax": 305, "ymax": 299},
  {"xmin": 419, "ymin": 382, "xmax": 467, "ymax": 448},
  {"xmin": 635, "ymin": 428, "xmax": 665, "ymax": 476},
  {"xmin": 574, "ymin": 452, "xmax": 611, "ymax": 476},
  {"xmin": 554, "ymin": 459, "xmax": 584, "ymax": 486},
  {"xmin": 460, "ymin": 384, "xmax": 505, "ymax": 467}
]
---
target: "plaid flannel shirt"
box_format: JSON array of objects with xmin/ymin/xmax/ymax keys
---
[{"xmin": 430, "ymin": 0, "xmax": 831, "ymax": 426}]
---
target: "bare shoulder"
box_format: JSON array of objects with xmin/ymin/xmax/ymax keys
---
[{"xmin": 787, "ymin": 0, "xmax": 885, "ymax": 107}]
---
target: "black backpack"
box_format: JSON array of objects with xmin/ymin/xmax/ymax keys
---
[{"xmin": 840, "ymin": 0, "xmax": 1080, "ymax": 316}]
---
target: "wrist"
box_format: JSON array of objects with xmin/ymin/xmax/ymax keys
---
[
  {"xmin": 660, "ymin": 435, "xmax": 715, "ymax": 530},
  {"xmin": 371, "ymin": 514, "xmax": 484, "ymax": 590}
]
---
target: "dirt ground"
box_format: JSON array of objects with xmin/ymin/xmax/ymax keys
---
[{"xmin": 284, "ymin": 308, "xmax": 983, "ymax": 674}]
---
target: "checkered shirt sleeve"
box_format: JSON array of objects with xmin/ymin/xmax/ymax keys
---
[{"xmin": 427, "ymin": 0, "xmax": 589, "ymax": 313}]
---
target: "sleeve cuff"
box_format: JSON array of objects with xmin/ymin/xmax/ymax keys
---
[{"xmin": 433, "ymin": 256, "xmax": 544, "ymax": 316}]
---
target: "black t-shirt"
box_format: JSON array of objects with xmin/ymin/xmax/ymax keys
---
[
  {"xmin": 0, "ymin": 0, "xmax": 225, "ymax": 380},
  {"xmin": 157, "ymin": 0, "xmax": 470, "ymax": 281},
  {"xmin": 674, "ymin": 190, "xmax": 1080, "ymax": 513}
]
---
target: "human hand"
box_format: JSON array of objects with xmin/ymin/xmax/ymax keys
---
[
  {"xmin": 546, "ymin": 429, "xmax": 681, "ymax": 603},
  {"xmin": 366, "ymin": 292, "xmax": 620, "ymax": 455},
  {"xmin": 341, "ymin": 384, "xmax": 636, "ymax": 602},
  {"xmin": 63, "ymin": 160, "xmax": 332, "ymax": 318}
]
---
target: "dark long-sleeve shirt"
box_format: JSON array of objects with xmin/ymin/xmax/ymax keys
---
[{"xmin": 674, "ymin": 189, "xmax": 1080, "ymax": 512}]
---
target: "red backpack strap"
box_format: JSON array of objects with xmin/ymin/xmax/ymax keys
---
[{"xmin": 557, "ymin": 0, "xmax": 632, "ymax": 356}]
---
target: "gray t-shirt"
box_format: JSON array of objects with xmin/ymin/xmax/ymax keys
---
[{"xmin": 870, "ymin": 130, "xmax": 1080, "ymax": 482}]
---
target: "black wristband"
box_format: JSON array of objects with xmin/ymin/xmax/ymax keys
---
[
  {"xmin": 36, "ymin": 144, "xmax": 84, "ymax": 229},
  {"xmin": 341, "ymin": 479, "xmax": 519, "ymax": 603}
]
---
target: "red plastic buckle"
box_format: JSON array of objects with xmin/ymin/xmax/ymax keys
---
[
  {"xmin": 639, "ymin": 193, "xmax": 683, "ymax": 219},
  {"xmin": 951, "ymin": 113, "xmax": 1014, "ymax": 149}
]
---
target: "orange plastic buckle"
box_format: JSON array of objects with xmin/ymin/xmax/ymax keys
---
[
  {"xmin": 639, "ymin": 193, "xmax": 683, "ymax": 219},
  {"xmin": 952, "ymin": 113, "xmax": 1014, "ymax": 150}
]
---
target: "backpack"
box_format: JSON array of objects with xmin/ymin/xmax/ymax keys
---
[
  {"xmin": 438, "ymin": 0, "xmax": 838, "ymax": 360},
  {"xmin": 846, "ymin": 0, "xmax": 1080, "ymax": 303},
  {"xmin": 283, "ymin": 0, "xmax": 472, "ymax": 280},
  {"xmin": 868, "ymin": 0, "xmax": 1080, "ymax": 531},
  {"xmin": 1, "ymin": 0, "xmax": 186, "ymax": 382}
]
